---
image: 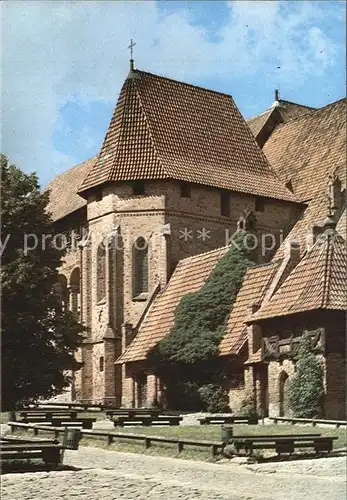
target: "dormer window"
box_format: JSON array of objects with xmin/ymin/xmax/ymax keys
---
[
  {"xmin": 180, "ymin": 182, "xmax": 191, "ymax": 198},
  {"xmin": 132, "ymin": 181, "xmax": 145, "ymax": 196},
  {"xmin": 255, "ymin": 196, "xmax": 265, "ymax": 213}
]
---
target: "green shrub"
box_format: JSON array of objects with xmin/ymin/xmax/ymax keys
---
[
  {"xmin": 198, "ymin": 384, "xmax": 231, "ymax": 413},
  {"xmin": 287, "ymin": 334, "xmax": 324, "ymax": 418},
  {"xmin": 239, "ymin": 394, "xmax": 259, "ymax": 419}
]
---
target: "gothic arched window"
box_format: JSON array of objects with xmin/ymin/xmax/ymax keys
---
[
  {"xmin": 133, "ymin": 237, "xmax": 148, "ymax": 297},
  {"xmin": 70, "ymin": 267, "xmax": 80, "ymax": 319},
  {"xmin": 97, "ymin": 243, "xmax": 106, "ymax": 302}
]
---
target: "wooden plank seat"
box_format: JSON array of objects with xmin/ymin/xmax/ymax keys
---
[
  {"xmin": 231, "ymin": 435, "xmax": 337, "ymax": 456},
  {"xmin": 112, "ymin": 415, "xmax": 182, "ymax": 427},
  {"xmin": 18, "ymin": 415, "xmax": 96, "ymax": 429},
  {"xmin": 1, "ymin": 436, "xmax": 59, "ymax": 445},
  {"xmin": 1, "ymin": 442, "xmax": 62, "ymax": 464},
  {"xmin": 106, "ymin": 409, "xmax": 161, "ymax": 419},
  {"xmin": 199, "ymin": 416, "xmax": 252, "ymax": 425},
  {"xmin": 20, "ymin": 410, "xmax": 78, "ymax": 420}
]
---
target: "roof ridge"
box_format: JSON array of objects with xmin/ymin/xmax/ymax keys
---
[
  {"xmin": 109, "ymin": 79, "xmax": 135, "ymax": 179},
  {"xmin": 134, "ymin": 78, "xmax": 170, "ymax": 178},
  {"xmin": 135, "ymin": 69, "xmax": 235, "ymax": 100},
  {"xmin": 321, "ymin": 232, "xmax": 333, "ymax": 308},
  {"xmin": 278, "ymin": 99, "xmax": 316, "ymax": 110}
]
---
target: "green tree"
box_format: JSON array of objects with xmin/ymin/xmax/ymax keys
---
[
  {"xmin": 1, "ymin": 154, "xmax": 84, "ymax": 409},
  {"xmin": 148, "ymin": 231, "xmax": 255, "ymax": 410},
  {"xmin": 287, "ymin": 334, "xmax": 324, "ymax": 418}
]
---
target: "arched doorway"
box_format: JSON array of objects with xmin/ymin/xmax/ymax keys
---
[{"xmin": 279, "ymin": 371, "xmax": 290, "ymax": 416}]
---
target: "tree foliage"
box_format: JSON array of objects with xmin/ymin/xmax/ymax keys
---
[
  {"xmin": 1, "ymin": 154, "xmax": 84, "ymax": 409},
  {"xmin": 148, "ymin": 231, "xmax": 255, "ymax": 410},
  {"xmin": 287, "ymin": 334, "xmax": 324, "ymax": 418}
]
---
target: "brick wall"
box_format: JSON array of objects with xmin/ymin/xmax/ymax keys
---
[{"xmin": 58, "ymin": 179, "xmax": 301, "ymax": 405}]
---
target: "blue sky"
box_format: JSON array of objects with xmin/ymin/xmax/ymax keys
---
[{"xmin": 2, "ymin": 1, "xmax": 345, "ymax": 187}]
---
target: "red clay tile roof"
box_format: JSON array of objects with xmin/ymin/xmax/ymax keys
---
[
  {"xmin": 79, "ymin": 70, "xmax": 296, "ymax": 202},
  {"xmin": 219, "ymin": 261, "xmax": 281, "ymax": 356},
  {"xmin": 116, "ymin": 246, "xmax": 229, "ymax": 364},
  {"xmin": 46, "ymin": 157, "xmax": 96, "ymax": 221},
  {"xmin": 252, "ymin": 228, "xmax": 347, "ymax": 321},
  {"xmin": 247, "ymin": 100, "xmax": 314, "ymax": 139},
  {"xmin": 247, "ymin": 109, "xmax": 274, "ymax": 138},
  {"xmin": 263, "ymin": 98, "xmax": 346, "ymax": 257}
]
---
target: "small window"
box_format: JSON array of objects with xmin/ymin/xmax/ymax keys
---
[
  {"xmin": 133, "ymin": 237, "xmax": 149, "ymax": 297},
  {"xmin": 221, "ymin": 191, "xmax": 231, "ymax": 217},
  {"xmin": 255, "ymin": 197, "xmax": 265, "ymax": 213},
  {"xmin": 99, "ymin": 356, "xmax": 104, "ymax": 372},
  {"xmin": 180, "ymin": 182, "xmax": 191, "ymax": 198},
  {"xmin": 132, "ymin": 181, "xmax": 145, "ymax": 196},
  {"xmin": 95, "ymin": 189, "xmax": 103, "ymax": 202}
]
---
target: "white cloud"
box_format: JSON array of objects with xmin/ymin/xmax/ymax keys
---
[{"xmin": 1, "ymin": 0, "xmax": 343, "ymax": 186}]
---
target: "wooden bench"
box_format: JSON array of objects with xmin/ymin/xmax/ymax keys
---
[
  {"xmin": 18, "ymin": 415, "xmax": 96, "ymax": 429},
  {"xmin": 0, "ymin": 441, "xmax": 62, "ymax": 465},
  {"xmin": 199, "ymin": 416, "xmax": 255, "ymax": 425},
  {"xmin": 106, "ymin": 408, "xmax": 162, "ymax": 419},
  {"xmin": 231, "ymin": 435, "xmax": 337, "ymax": 456},
  {"xmin": 20, "ymin": 410, "xmax": 78, "ymax": 420},
  {"xmin": 271, "ymin": 416, "xmax": 347, "ymax": 429},
  {"xmin": 112, "ymin": 415, "xmax": 182, "ymax": 427}
]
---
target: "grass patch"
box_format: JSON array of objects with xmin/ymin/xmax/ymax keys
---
[{"xmin": 3, "ymin": 423, "xmax": 346, "ymax": 463}]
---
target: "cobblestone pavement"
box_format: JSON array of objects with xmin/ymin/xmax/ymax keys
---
[{"xmin": 2, "ymin": 446, "xmax": 346, "ymax": 500}]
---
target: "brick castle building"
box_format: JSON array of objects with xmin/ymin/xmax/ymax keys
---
[{"xmin": 47, "ymin": 63, "xmax": 346, "ymax": 418}]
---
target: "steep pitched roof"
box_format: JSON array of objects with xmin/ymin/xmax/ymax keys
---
[
  {"xmin": 79, "ymin": 70, "xmax": 296, "ymax": 202},
  {"xmin": 46, "ymin": 157, "xmax": 96, "ymax": 221},
  {"xmin": 262, "ymin": 98, "xmax": 346, "ymax": 258},
  {"xmin": 219, "ymin": 261, "xmax": 281, "ymax": 356},
  {"xmin": 116, "ymin": 246, "xmax": 228, "ymax": 364},
  {"xmin": 252, "ymin": 228, "xmax": 347, "ymax": 321}
]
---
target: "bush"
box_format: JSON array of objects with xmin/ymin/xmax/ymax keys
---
[
  {"xmin": 198, "ymin": 384, "xmax": 231, "ymax": 413},
  {"xmin": 287, "ymin": 334, "xmax": 324, "ymax": 418},
  {"xmin": 239, "ymin": 394, "xmax": 259, "ymax": 420}
]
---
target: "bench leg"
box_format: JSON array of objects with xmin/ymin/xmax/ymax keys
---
[
  {"xmin": 177, "ymin": 442, "xmax": 183, "ymax": 453},
  {"xmin": 210, "ymin": 445, "xmax": 218, "ymax": 457}
]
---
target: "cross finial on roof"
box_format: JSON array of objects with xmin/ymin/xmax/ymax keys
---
[{"xmin": 128, "ymin": 38, "xmax": 136, "ymax": 71}]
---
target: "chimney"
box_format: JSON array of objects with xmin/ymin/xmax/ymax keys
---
[{"xmin": 275, "ymin": 89, "xmax": 279, "ymax": 101}]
